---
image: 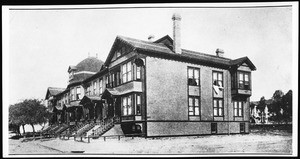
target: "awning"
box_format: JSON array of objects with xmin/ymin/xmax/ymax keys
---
[
  {"xmin": 65, "ymin": 101, "xmax": 82, "ymax": 111},
  {"xmin": 79, "ymin": 95, "xmax": 102, "ymax": 105},
  {"xmin": 102, "ymin": 87, "xmax": 136, "ymax": 98}
]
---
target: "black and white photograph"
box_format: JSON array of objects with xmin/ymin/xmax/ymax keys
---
[{"xmin": 2, "ymin": 2, "xmax": 298, "ymax": 157}]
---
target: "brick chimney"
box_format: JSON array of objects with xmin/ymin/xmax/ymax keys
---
[
  {"xmin": 172, "ymin": 13, "xmax": 182, "ymax": 54},
  {"xmin": 216, "ymin": 48, "xmax": 224, "ymax": 57}
]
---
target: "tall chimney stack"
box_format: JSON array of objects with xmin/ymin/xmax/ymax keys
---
[{"xmin": 172, "ymin": 13, "xmax": 182, "ymax": 54}]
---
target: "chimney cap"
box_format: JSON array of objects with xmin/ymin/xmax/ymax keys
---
[
  {"xmin": 172, "ymin": 13, "xmax": 181, "ymax": 20},
  {"xmin": 216, "ymin": 48, "xmax": 224, "ymax": 57},
  {"xmin": 148, "ymin": 35, "xmax": 155, "ymax": 41},
  {"xmin": 216, "ymin": 48, "xmax": 224, "ymax": 53}
]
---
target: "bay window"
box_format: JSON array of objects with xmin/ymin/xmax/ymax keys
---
[
  {"xmin": 136, "ymin": 94, "xmax": 141, "ymax": 115},
  {"xmin": 93, "ymin": 81, "xmax": 97, "ymax": 95},
  {"xmin": 136, "ymin": 66, "xmax": 141, "ymax": 80},
  {"xmin": 122, "ymin": 95, "xmax": 133, "ymax": 116},
  {"xmin": 99, "ymin": 79, "xmax": 103, "ymax": 94},
  {"xmin": 76, "ymin": 87, "xmax": 81, "ymax": 100},
  {"xmin": 238, "ymin": 72, "xmax": 251, "ymax": 90},
  {"xmin": 122, "ymin": 61, "xmax": 132, "ymax": 83}
]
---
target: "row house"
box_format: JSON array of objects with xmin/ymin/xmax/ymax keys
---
[{"xmin": 45, "ymin": 13, "xmax": 256, "ymax": 137}]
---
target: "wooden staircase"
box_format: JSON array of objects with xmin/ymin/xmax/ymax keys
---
[
  {"xmin": 75, "ymin": 122, "xmax": 96, "ymax": 137},
  {"xmin": 54, "ymin": 124, "xmax": 69, "ymax": 135},
  {"xmin": 88, "ymin": 117, "xmax": 116, "ymax": 138}
]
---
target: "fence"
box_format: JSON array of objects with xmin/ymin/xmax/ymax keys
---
[{"xmin": 59, "ymin": 133, "xmax": 146, "ymax": 143}]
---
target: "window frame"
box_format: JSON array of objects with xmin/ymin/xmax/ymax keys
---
[
  {"xmin": 99, "ymin": 79, "xmax": 103, "ymax": 94},
  {"xmin": 76, "ymin": 87, "xmax": 81, "ymax": 100},
  {"xmin": 187, "ymin": 67, "xmax": 200, "ymax": 86},
  {"xmin": 122, "ymin": 94, "xmax": 133, "ymax": 116},
  {"xmin": 233, "ymin": 101, "xmax": 243, "ymax": 117},
  {"xmin": 93, "ymin": 81, "xmax": 97, "ymax": 95},
  {"xmin": 122, "ymin": 61, "xmax": 132, "ymax": 84},
  {"xmin": 213, "ymin": 98, "xmax": 224, "ymax": 117},
  {"xmin": 136, "ymin": 65, "xmax": 141, "ymax": 80},
  {"xmin": 135, "ymin": 94, "xmax": 142, "ymax": 115},
  {"xmin": 237, "ymin": 71, "xmax": 251, "ymax": 90},
  {"xmin": 188, "ymin": 96, "xmax": 200, "ymax": 117},
  {"xmin": 212, "ymin": 71, "xmax": 223, "ymax": 87}
]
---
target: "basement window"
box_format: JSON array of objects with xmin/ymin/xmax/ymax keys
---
[{"xmin": 240, "ymin": 123, "xmax": 245, "ymax": 133}]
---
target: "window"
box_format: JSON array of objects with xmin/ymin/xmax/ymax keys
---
[
  {"xmin": 136, "ymin": 94, "xmax": 141, "ymax": 115},
  {"xmin": 233, "ymin": 101, "xmax": 243, "ymax": 117},
  {"xmin": 109, "ymin": 73, "xmax": 114, "ymax": 87},
  {"xmin": 122, "ymin": 95, "xmax": 133, "ymax": 116},
  {"xmin": 76, "ymin": 87, "xmax": 81, "ymax": 100},
  {"xmin": 86, "ymin": 86, "xmax": 91, "ymax": 96},
  {"xmin": 240, "ymin": 123, "xmax": 245, "ymax": 133},
  {"xmin": 99, "ymin": 79, "xmax": 103, "ymax": 94},
  {"xmin": 213, "ymin": 98, "xmax": 223, "ymax": 117},
  {"xmin": 188, "ymin": 96, "xmax": 200, "ymax": 116},
  {"xmin": 188, "ymin": 67, "xmax": 200, "ymax": 86},
  {"xmin": 136, "ymin": 66, "xmax": 141, "ymax": 80},
  {"xmin": 238, "ymin": 72, "xmax": 251, "ymax": 90},
  {"xmin": 71, "ymin": 88, "xmax": 75, "ymax": 101},
  {"xmin": 213, "ymin": 71, "xmax": 223, "ymax": 87},
  {"xmin": 93, "ymin": 81, "xmax": 97, "ymax": 95},
  {"xmin": 105, "ymin": 76, "xmax": 109, "ymax": 87},
  {"xmin": 211, "ymin": 123, "xmax": 217, "ymax": 134},
  {"xmin": 122, "ymin": 61, "xmax": 132, "ymax": 83}
]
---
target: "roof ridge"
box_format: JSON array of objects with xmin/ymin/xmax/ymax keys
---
[
  {"xmin": 118, "ymin": 35, "xmax": 233, "ymax": 61},
  {"xmin": 182, "ymin": 49, "xmax": 232, "ymax": 61}
]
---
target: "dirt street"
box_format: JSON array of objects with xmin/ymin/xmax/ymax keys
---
[{"xmin": 8, "ymin": 129, "xmax": 292, "ymax": 156}]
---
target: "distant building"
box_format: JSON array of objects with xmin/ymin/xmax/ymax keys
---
[
  {"xmin": 45, "ymin": 13, "xmax": 256, "ymax": 137},
  {"xmin": 250, "ymin": 99, "xmax": 287, "ymax": 124}
]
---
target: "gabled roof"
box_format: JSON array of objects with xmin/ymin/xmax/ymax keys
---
[
  {"xmin": 153, "ymin": 35, "xmax": 173, "ymax": 46},
  {"xmin": 105, "ymin": 35, "xmax": 254, "ymax": 69},
  {"xmin": 118, "ymin": 35, "xmax": 257, "ymax": 70},
  {"xmin": 45, "ymin": 87, "xmax": 65, "ymax": 100},
  {"xmin": 230, "ymin": 56, "xmax": 257, "ymax": 71},
  {"xmin": 68, "ymin": 65, "xmax": 77, "ymax": 73}
]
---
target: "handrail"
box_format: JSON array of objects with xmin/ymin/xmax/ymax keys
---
[{"xmin": 93, "ymin": 117, "xmax": 115, "ymax": 137}]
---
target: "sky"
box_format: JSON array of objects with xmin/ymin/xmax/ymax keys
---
[{"xmin": 5, "ymin": 3, "xmax": 296, "ymax": 105}]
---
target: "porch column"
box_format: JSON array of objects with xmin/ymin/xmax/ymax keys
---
[
  {"xmin": 94, "ymin": 103, "xmax": 96, "ymax": 122},
  {"xmin": 75, "ymin": 107, "xmax": 78, "ymax": 122}
]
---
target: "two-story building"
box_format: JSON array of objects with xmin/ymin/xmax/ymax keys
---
[{"xmin": 45, "ymin": 13, "xmax": 256, "ymax": 137}]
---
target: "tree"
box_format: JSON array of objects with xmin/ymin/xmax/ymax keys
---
[
  {"xmin": 257, "ymin": 96, "xmax": 266, "ymax": 123},
  {"xmin": 268, "ymin": 90, "xmax": 284, "ymax": 123},
  {"xmin": 282, "ymin": 90, "xmax": 292, "ymax": 124},
  {"xmin": 9, "ymin": 103, "xmax": 27, "ymax": 135},
  {"xmin": 9, "ymin": 99, "xmax": 49, "ymax": 136}
]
